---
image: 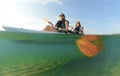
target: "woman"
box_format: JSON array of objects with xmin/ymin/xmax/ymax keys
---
[
  {"xmin": 55, "ymin": 13, "xmax": 69, "ymax": 33},
  {"xmin": 74, "ymin": 21, "xmax": 84, "ymax": 34},
  {"xmin": 43, "ymin": 13, "xmax": 69, "ymax": 33}
]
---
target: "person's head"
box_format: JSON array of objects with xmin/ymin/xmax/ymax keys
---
[
  {"xmin": 76, "ymin": 21, "xmax": 81, "ymax": 27},
  {"xmin": 59, "ymin": 13, "xmax": 65, "ymax": 20}
]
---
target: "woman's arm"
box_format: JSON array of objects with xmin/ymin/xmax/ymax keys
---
[{"xmin": 65, "ymin": 21, "xmax": 69, "ymax": 31}]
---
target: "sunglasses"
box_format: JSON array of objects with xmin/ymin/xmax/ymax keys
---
[{"xmin": 59, "ymin": 15, "xmax": 64, "ymax": 17}]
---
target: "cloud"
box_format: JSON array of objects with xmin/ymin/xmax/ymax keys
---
[{"xmin": 17, "ymin": 0, "xmax": 63, "ymax": 5}]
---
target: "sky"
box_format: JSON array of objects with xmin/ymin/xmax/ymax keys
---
[{"xmin": 0, "ymin": 0, "xmax": 120, "ymax": 34}]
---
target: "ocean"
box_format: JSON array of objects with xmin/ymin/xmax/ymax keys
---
[{"xmin": 0, "ymin": 31, "xmax": 120, "ymax": 76}]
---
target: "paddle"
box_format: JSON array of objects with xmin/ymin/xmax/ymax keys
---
[
  {"xmin": 43, "ymin": 17, "xmax": 54, "ymax": 27},
  {"xmin": 76, "ymin": 35, "xmax": 104, "ymax": 57}
]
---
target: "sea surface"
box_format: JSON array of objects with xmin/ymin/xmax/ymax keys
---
[{"xmin": 0, "ymin": 31, "xmax": 120, "ymax": 76}]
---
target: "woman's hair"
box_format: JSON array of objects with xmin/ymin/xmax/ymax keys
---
[
  {"xmin": 59, "ymin": 13, "xmax": 65, "ymax": 20},
  {"xmin": 76, "ymin": 21, "xmax": 81, "ymax": 27}
]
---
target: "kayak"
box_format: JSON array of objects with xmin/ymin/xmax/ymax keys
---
[
  {"xmin": 2, "ymin": 26, "xmax": 103, "ymax": 57},
  {"xmin": 1, "ymin": 26, "xmax": 120, "ymax": 76},
  {"xmin": 2, "ymin": 26, "xmax": 59, "ymax": 34}
]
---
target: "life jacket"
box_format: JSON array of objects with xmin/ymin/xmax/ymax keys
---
[
  {"xmin": 74, "ymin": 26, "xmax": 83, "ymax": 34},
  {"xmin": 55, "ymin": 20, "xmax": 68, "ymax": 28}
]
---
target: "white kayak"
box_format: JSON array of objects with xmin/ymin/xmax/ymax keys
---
[{"xmin": 2, "ymin": 26, "xmax": 59, "ymax": 34}]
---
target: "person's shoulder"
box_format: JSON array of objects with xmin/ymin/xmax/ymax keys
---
[
  {"xmin": 56, "ymin": 20, "xmax": 62, "ymax": 26},
  {"xmin": 65, "ymin": 20, "xmax": 69, "ymax": 24}
]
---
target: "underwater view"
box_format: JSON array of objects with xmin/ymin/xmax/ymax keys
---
[
  {"xmin": 0, "ymin": 0, "xmax": 120, "ymax": 76},
  {"xmin": 0, "ymin": 31, "xmax": 120, "ymax": 76}
]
